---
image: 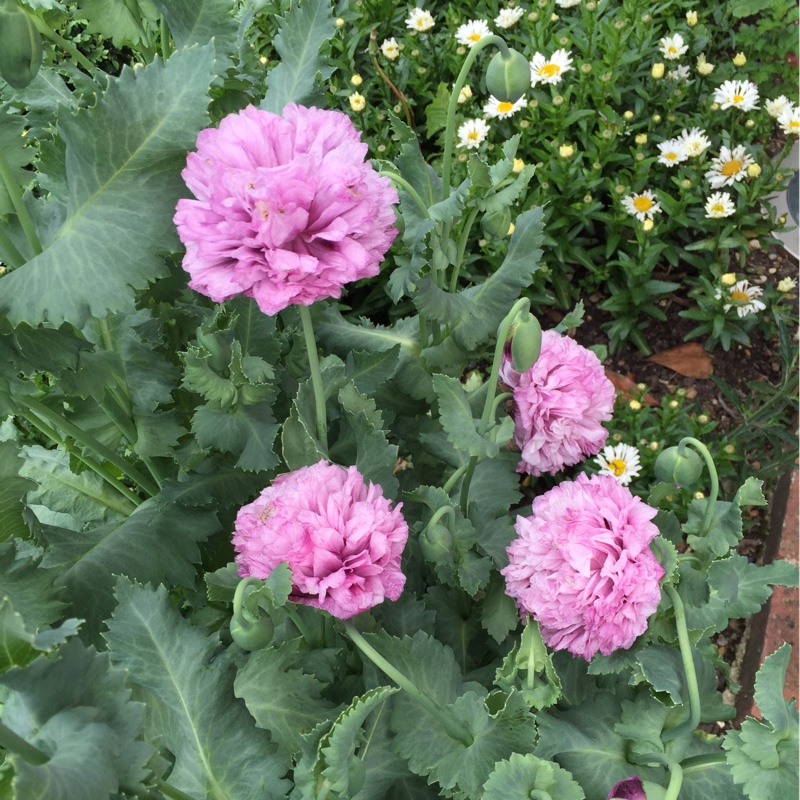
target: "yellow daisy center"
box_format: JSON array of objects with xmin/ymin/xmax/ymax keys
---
[
  {"xmin": 497, "ymin": 101, "xmax": 514, "ymax": 113},
  {"xmin": 468, "ymin": 33, "xmax": 481, "ymax": 41},
  {"xmin": 539, "ymin": 63, "xmax": 560, "ymax": 78},
  {"xmin": 668, "ymin": 46, "xmax": 677, "ymax": 54},
  {"xmin": 633, "ymin": 196, "xmax": 653, "ymax": 212},
  {"xmin": 609, "ymin": 459, "xmax": 627, "ymax": 477},
  {"xmin": 721, "ymin": 159, "xmax": 743, "ymax": 176},
  {"xmin": 790, "ymin": 120, "xmax": 800, "ymax": 131},
  {"xmin": 665, "ymin": 152, "xmax": 678, "ymax": 160},
  {"xmin": 467, "ymin": 131, "xmax": 480, "ymax": 142},
  {"xmin": 730, "ymin": 290, "xmax": 750, "ymax": 302},
  {"xmin": 711, "ymin": 203, "xmax": 725, "ymax": 214},
  {"xmin": 732, "ymin": 94, "xmax": 745, "ymax": 104}
]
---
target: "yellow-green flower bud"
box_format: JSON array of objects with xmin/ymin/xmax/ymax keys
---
[
  {"xmin": 654, "ymin": 446, "xmax": 704, "ymax": 488},
  {"xmin": 486, "ymin": 46, "xmax": 531, "ymax": 103},
  {"xmin": 481, "ymin": 207, "xmax": 513, "ymax": 239}
]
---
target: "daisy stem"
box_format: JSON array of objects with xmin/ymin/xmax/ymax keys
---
[
  {"xmin": 298, "ymin": 305, "xmax": 328, "ymax": 451},
  {"xmin": 441, "ymin": 35, "xmax": 510, "ymax": 201},
  {"xmin": 0, "ymin": 146, "xmax": 41, "ymax": 257},
  {"xmin": 344, "ymin": 621, "xmax": 473, "ymax": 747},
  {"xmin": 630, "ymin": 751, "xmax": 684, "ymax": 800},
  {"xmin": 677, "ymin": 437, "xmax": 719, "ymax": 536},
  {"xmin": 661, "ymin": 584, "xmax": 701, "ymax": 743},
  {"xmin": 459, "ymin": 297, "xmax": 529, "ymax": 516}
]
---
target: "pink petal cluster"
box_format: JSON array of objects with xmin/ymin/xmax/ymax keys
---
[
  {"xmin": 174, "ymin": 104, "xmax": 398, "ymax": 316},
  {"xmin": 233, "ymin": 461, "xmax": 408, "ymax": 619},
  {"xmin": 502, "ymin": 473, "xmax": 665, "ymax": 660},
  {"xmin": 500, "ymin": 330, "xmax": 615, "ymax": 475}
]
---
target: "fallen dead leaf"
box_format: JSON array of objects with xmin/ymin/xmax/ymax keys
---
[
  {"xmin": 604, "ymin": 369, "xmax": 659, "ymax": 406},
  {"xmin": 647, "ymin": 343, "xmax": 714, "ymax": 379}
]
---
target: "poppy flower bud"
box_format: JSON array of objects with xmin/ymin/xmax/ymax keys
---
[
  {"xmin": 510, "ymin": 311, "xmax": 542, "ymax": 373},
  {"xmin": 230, "ymin": 611, "xmax": 274, "ymax": 651},
  {"xmin": 654, "ymin": 446, "xmax": 704, "ymax": 488},
  {"xmin": 0, "ymin": 5, "xmax": 43, "ymax": 89},
  {"xmin": 486, "ymin": 46, "xmax": 530, "ymax": 102},
  {"xmin": 480, "ymin": 207, "xmax": 513, "ymax": 239},
  {"xmin": 419, "ymin": 523, "xmax": 453, "ymax": 564}
]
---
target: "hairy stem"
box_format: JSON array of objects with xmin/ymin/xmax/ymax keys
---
[
  {"xmin": 631, "ymin": 751, "xmax": 684, "ymax": 800},
  {"xmin": 30, "ymin": 15, "xmax": 96, "ymax": 73},
  {"xmin": 677, "ymin": 437, "xmax": 719, "ymax": 536},
  {"xmin": 298, "ymin": 305, "xmax": 328, "ymax": 450}
]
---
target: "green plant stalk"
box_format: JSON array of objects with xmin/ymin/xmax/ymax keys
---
[
  {"xmin": 426, "ymin": 504, "xmax": 456, "ymax": 531},
  {"xmin": 156, "ymin": 778, "xmax": 200, "ymax": 800},
  {"xmin": 441, "ymin": 34, "xmax": 509, "ymax": 200},
  {"xmin": 16, "ymin": 406, "xmax": 140, "ymax": 512},
  {"xmin": 24, "ymin": 395, "xmax": 159, "ymax": 497},
  {"xmin": 449, "ymin": 207, "xmax": 480, "ymax": 293},
  {"xmin": 459, "ymin": 297, "xmax": 530, "ymax": 515},
  {"xmin": 525, "ymin": 617, "xmax": 536, "ymax": 692},
  {"xmin": 490, "ymin": 391, "xmax": 512, "ymax": 421},
  {"xmin": 298, "ymin": 305, "xmax": 328, "ymax": 451},
  {"xmin": 677, "ymin": 437, "xmax": 719, "ymax": 536},
  {"xmin": 284, "ymin": 604, "xmax": 315, "ymax": 643},
  {"xmin": 661, "ymin": 584, "xmax": 701, "ymax": 743},
  {"xmin": 159, "ymin": 16, "xmax": 172, "ymax": 61},
  {"xmin": 0, "ymin": 147, "xmax": 42, "ymax": 257},
  {"xmin": 0, "ymin": 225, "xmax": 25, "ymax": 269},
  {"xmin": 380, "ymin": 170, "xmax": 430, "ymax": 219},
  {"xmin": 631, "ymin": 751, "xmax": 684, "ymax": 800},
  {"xmin": 29, "ymin": 14, "xmax": 96, "ymax": 73},
  {"xmin": 0, "ymin": 721, "xmax": 49, "ymax": 765},
  {"xmin": 344, "ymin": 621, "xmax": 473, "ymax": 747},
  {"xmin": 679, "ymin": 752, "xmax": 727, "ymax": 774},
  {"xmin": 442, "ymin": 461, "xmax": 469, "ymax": 494}
]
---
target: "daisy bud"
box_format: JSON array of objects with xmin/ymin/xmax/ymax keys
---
[
  {"xmin": 745, "ymin": 119, "xmax": 755, "ymax": 128},
  {"xmin": 720, "ymin": 273, "xmax": 737, "ymax": 286},
  {"xmin": 652, "ymin": 113, "xmax": 662, "ymax": 122},
  {"xmin": 624, "ymin": 110, "xmax": 634, "ymax": 120},
  {"xmin": 550, "ymin": 13, "xmax": 559, "ymax": 21},
  {"xmin": 335, "ymin": 17, "xmax": 345, "ymax": 27},
  {"xmin": 643, "ymin": 219, "xmax": 654, "ymax": 231},
  {"xmin": 486, "ymin": 46, "xmax": 531, "ymax": 102},
  {"xmin": 457, "ymin": 84, "xmax": 473, "ymax": 103},
  {"xmin": 652, "ymin": 63, "xmax": 665, "ymax": 79},
  {"xmin": 350, "ymin": 74, "xmax": 363, "ymax": 86},
  {"xmin": 635, "ymin": 133, "xmax": 648, "ymax": 144},
  {"xmin": 733, "ymin": 52, "xmax": 747, "ymax": 66},
  {"xmin": 777, "ymin": 277, "xmax": 797, "ymax": 292},
  {"xmin": 348, "ymin": 92, "xmax": 366, "ymax": 112},
  {"xmin": 686, "ymin": 10, "xmax": 698, "ymax": 26},
  {"xmin": 512, "ymin": 158, "xmax": 525, "ymax": 173},
  {"xmin": 559, "ymin": 143, "xmax": 575, "ymax": 158},
  {"xmin": 655, "ymin": 446, "xmax": 704, "ymax": 488}
]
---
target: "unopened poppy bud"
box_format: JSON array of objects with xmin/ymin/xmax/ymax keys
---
[
  {"xmin": 196, "ymin": 329, "xmax": 232, "ymax": 373},
  {"xmin": 486, "ymin": 46, "xmax": 531, "ymax": 102},
  {"xmin": 419, "ymin": 523, "xmax": 453, "ymax": 563},
  {"xmin": 481, "ymin": 207, "xmax": 513, "ymax": 239},
  {"xmin": 230, "ymin": 614, "xmax": 274, "ymax": 650},
  {"xmin": 510, "ymin": 311, "xmax": 542, "ymax": 373},
  {"xmin": 654, "ymin": 446, "xmax": 704, "ymax": 488}
]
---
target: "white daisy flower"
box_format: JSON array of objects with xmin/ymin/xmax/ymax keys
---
[
  {"xmin": 706, "ymin": 145, "xmax": 754, "ymax": 189},
  {"xmin": 556, "ymin": 0, "xmax": 582, "ymax": 7},
  {"xmin": 455, "ymin": 19, "xmax": 491, "ymax": 47},
  {"xmin": 622, "ymin": 189, "xmax": 662, "ymax": 221},
  {"xmin": 704, "ymin": 191, "xmax": 735, "ymax": 218},
  {"xmin": 406, "ymin": 7, "xmax": 435, "ymax": 31},
  {"xmin": 777, "ymin": 105, "xmax": 800, "ymax": 136},
  {"xmin": 381, "ymin": 37, "xmax": 400, "ymax": 60},
  {"xmin": 667, "ymin": 64, "xmax": 691, "ymax": 82},
  {"xmin": 530, "ymin": 49, "xmax": 574, "ymax": 86},
  {"xmin": 494, "ymin": 7, "xmax": 524, "ymax": 28},
  {"xmin": 659, "ymin": 33, "xmax": 688, "ymax": 60},
  {"xmin": 657, "ymin": 138, "xmax": 689, "ymax": 167},
  {"xmin": 712, "ymin": 79, "xmax": 760, "ymax": 112},
  {"xmin": 595, "ymin": 443, "xmax": 641, "ymax": 485},
  {"xmin": 715, "ymin": 280, "xmax": 766, "ymax": 317},
  {"xmin": 483, "ymin": 95, "xmax": 526, "ymax": 119},
  {"xmin": 765, "ymin": 96, "xmax": 793, "ymax": 119},
  {"xmin": 457, "ymin": 118, "xmax": 490, "ymax": 149},
  {"xmin": 679, "ymin": 127, "xmax": 711, "ymax": 157}
]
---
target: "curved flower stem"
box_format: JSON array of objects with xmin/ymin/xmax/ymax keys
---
[
  {"xmin": 459, "ymin": 297, "xmax": 530, "ymax": 516},
  {"xmin": 284, "ymin": 604, "xmax": 315, "ymax": 643},
  {"xmin": 0, "ymin": 147, "xmax": 42, "ymax": 257},
  {"xmin": 15, "ymin": 406, "xmax": 140, "ymax": 511},
  {"xmin": 344, "ymin": 621, "xmax": 473, "ymax": 747},
  {"xmin": 490, "ymin": 391, "xmax": 513, "ymax": 421},
  {"xmin": 379, "ymin": 170, "xmax": 430, "ymax": 219},
  {"xmin": 630, "ymin": 752, "xmax": 684, "ymax": 800},
  {"xmin": 449, "ymin": 207, "xmax": 480, "ymax": 293},
  {"xmin": 426, "ymin": 504, "xmax": 456, "ymax": 530},
  {"xmin": 443, "ymin": 461, "xmax": 470, "ymax": 494},
  {"xmin": 677, "ymin": 436, "xmax": 719, "ymax": 536},
  {"xmin": 0, "ymin": 721, "xmax": 49, "ymax": 765},
  {"xmin": 441, "ymin": 34, "xmax": 510, "ymax": 200},
  {"xmin": 0, "ymin": 225, "xmax": 26, "ymax": 269},
  {"xmin": 679, "ymin": 752, "xmax": 727, "ymax": 773},
  {"xmin": 29, "ymin": 14, "xmax": 97, "ymax": 74},
  {"xmin": 298, "ymin": 305, "xmax": 328, "ymax": 451},
  {"xmin": 24, "ymin": 395, "xmax": 159, "ymax": 496},
  {"xmin": 661, "ymin": 584, "xmax": 701, "ymax": 743},
  {"xmin": 156, "ymin": 779, "xmax": 200, "ymax": 800}
]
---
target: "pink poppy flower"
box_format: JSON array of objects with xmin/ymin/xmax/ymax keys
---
[
  {"xmin": 233, "ymin": 461, "xmax": 408, "ymax": 619},
  {"xmin": 174, "ymin": 104, "xmax": 398, "ymax": 315},
  {"xmin": 502, "ymin": 473, "xmax": 665, "ymax": 660},
  {"xmin": 500, "ymin": 330, "xmax": 615, "ymax": 475}
]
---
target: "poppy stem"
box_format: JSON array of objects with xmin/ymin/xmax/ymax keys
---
[
  {"xmin": 677, "ymin": 437, "xmax": 719, "ymax": 536},
  {"xmin": 299, "ymin": 304, "xmax": 328, "ymax": 451}
]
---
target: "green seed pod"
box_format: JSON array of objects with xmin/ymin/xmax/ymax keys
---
[
  {"xmin": 480, "ymin": 207, "xmax": 513, "ymax": 240},
  {"xmin": 510, "ymin": 312, "xmax": 542, "ymax": 373},
  {"xmin": 0, "ymin": 5, "xmax": 43, "ymax": 90},
  {"xmin": 230, "ymin": 614, "xmax": 274, "ymax": 651},
  {"xmin": 419, "ymin": 523, "xmax": 453, "ymax": 564},
  {"xmin": 654, "ymin": 445, "xmax": 704, "ymax": 488},
  {"xmin": 485, "ymin": 47, "xmax": 530, "ymax": 103}
]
